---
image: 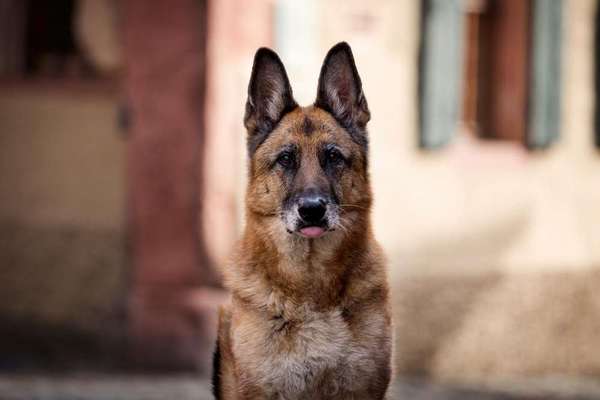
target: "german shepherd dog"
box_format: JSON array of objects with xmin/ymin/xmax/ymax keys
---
[{"xmin": 213, "ymin": 42, "xmax": 392, "ymax": 399}]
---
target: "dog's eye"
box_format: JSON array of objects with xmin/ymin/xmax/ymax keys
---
[
  {"xmin": 327, "ymin": 149, "xmax": 344, "ymax": 165},
  {"xmin": 277, "ymin": 152, "xmax": 294, "ymax": 168}
]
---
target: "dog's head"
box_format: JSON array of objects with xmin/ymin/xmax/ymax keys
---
[{"xmin": 244, "ymin": 42, "xmax": 371, "ymax": 240}]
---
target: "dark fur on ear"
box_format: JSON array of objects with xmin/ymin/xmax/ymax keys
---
[
  {"xmin": 245, "ymin": 48, "xmax": 298, "ymax": 155},
  {"xmin": 315, "ymin": 42, "xmax": 370, "ymax": 148}
]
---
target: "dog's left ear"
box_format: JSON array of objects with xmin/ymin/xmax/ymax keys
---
[{"xmin": 315, "ymin": 42, "xmax": 370, "ymax": 132}]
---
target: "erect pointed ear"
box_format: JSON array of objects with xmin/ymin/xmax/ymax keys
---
[
  {"xmin": 244, "ymin": 48, "xmax": 297, "ymax": 153},
  {"xmin": 315, "ymin": 42, "xmax": 370, "ymax": 133}
]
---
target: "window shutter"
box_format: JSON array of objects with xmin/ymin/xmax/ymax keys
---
[
  {"xmin": 528, "ymin": 0, "xmax": 563, "ymax": 148},
  {"xmin": 419, "ymin": 0, "xmax": 464, "ymax": 149}
]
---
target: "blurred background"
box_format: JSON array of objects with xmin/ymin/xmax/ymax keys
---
[{"xmin": 1, "ymin": 0, "xmax": 600, "ymax": 398}]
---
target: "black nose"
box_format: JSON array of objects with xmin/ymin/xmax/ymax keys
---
[{"xmin": 298, "ymin": 195, "xmax": 327, "ymax": 225}]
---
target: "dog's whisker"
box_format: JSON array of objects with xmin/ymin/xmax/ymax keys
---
[
  {"xmin": 334, "ymin": 219, "xmax": 351, "ymax": 236},
  {"xmin": 339, "ymin": 203, "xmax": 368, "ymax": 210}
]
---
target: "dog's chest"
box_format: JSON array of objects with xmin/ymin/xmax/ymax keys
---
[{"xmin": 233, "ymin": 307, "xmax": 363, "ymax": 398}]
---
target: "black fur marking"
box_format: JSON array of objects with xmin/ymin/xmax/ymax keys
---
[
  {"xmin": 341, "ymin": 307, "xmax": 352, "ymax": 322},
  {"xmin": 211, "ymin": 339, "xmax": 221, "ymax": 399},
  {"xmin": 302, "ymin": 116, "xmax": 315, "ymax": 135}
]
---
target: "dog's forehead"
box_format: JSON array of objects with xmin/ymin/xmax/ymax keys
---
[{"xmin": 269, "ymin": 106, "xmax": 355, "ymax": 148}]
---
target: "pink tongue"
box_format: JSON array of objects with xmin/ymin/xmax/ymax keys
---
[{"xmin": 299, "ymin": 226, "xmax": 325, "ymax": 238}]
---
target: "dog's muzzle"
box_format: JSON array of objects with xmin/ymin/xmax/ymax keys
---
[{"xmin": 294, "ymin": 192, "xmax": 330, "ymax": 238}]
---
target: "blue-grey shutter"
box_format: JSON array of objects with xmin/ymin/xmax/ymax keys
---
[
  {"xmin": 419, "ymin": 0, "xmax": 464, "ymax": 149},
  {"xmin": 528, "ymin": 0, "xmax": 563, "ymax": 148}
]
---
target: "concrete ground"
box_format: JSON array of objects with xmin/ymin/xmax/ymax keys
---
[{"xmin": 1, "ymin": 375, "xmax": 600, "ymax": 400}]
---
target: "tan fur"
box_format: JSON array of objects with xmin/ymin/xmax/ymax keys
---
[{"xmin": 215, "ymin": 44, "xmax": 392, "ymax": 399}]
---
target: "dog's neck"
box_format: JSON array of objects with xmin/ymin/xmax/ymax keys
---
[{"xmin": 228, "ymin": 212, "xmax": 371, "ymax": 312}]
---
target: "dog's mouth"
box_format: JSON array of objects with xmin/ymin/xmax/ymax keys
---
[
  {"xmin": 282, "ymin": 205, "xmax": 337, "ymax": 239},
  {"xmin": 298, "ymin": 225, "xmax": 327, "ymax": 238},
  {"xmin": 294, "ymin": 220, "xmax": 333, "ymax": 239}
]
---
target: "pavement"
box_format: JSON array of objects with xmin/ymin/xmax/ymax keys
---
[{"xmin": 1, "ymin": 375, "xmax": 600, "ymax": 400}]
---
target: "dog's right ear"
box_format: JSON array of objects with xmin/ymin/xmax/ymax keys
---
[
  {"xmin": 315, "ymin": 42, "xmax": 370, "ymax": 134},
  {"xmin": 244, "ymin": 48, "xmax": 297, "ymax": 153}
]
